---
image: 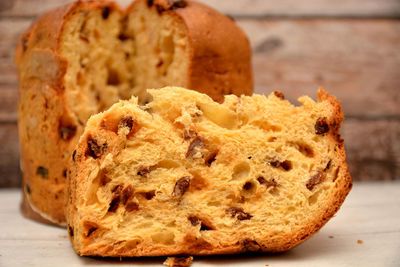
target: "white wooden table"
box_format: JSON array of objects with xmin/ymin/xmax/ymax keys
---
[{"xmin": 1, "ymin": 182, "xmax": 399, "ymax": 267}]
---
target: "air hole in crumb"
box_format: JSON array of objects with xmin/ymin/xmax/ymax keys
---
[
  {"xmin": 86, "ymin": 227, "xmax": 97, "ymax": 237},
  {"xmin": 197, "ymin": 103, "xmax": 238, "ymax": 129},
  {"xmin": 241, "ymin": 239, "xmax": 261, "ymax": 252},
  {"xmin": 93, "ymin": 29, "xmax": 100, "ymax": 40},
  {"xmin": 144, "ymin": 191, "xmax": 155, "ymax": 200},
  {"xmin": 167, "ymin": 221, "xmax": 176, "ymax": 227},
  {"xmin": 119, "ymin": 116, "xmax": 133, "ymax": 132},
  {"xmin": 269, "ymin": 187, "xmax": 280, "ymax": 196},
  {"xmin": 189, "ymin": 172, "xmax": 208, "ymax": 191},
  {"xmin": 100, "ymin": 171, "xmax": 111, "ymax": 186},
  {"xmin": 205, "ymin": 151, "xmax": 218, "ymax": 166},
  {"xmin": 137, "ymin": 190, "xmax": 156, "ymax": 200},
  {"xmin": 125, "ymin": 239, "xmax": 141, "ymax": 249},
  {"xmin": 126, "ymin": 201, "xmax": 139, "ymax": 212},
  {"xmin": 308, "ymin": 190, "xmax": 321, "ymax": 205},
  {"xmin": 333, "ymin": 167, "xmax": 340, "ymax": 182},
  {"xmin": 207, "ymin": 200, "xmax": 221, "ymax": 206},
  {"xmin": 108, "ymin": 195, "xmax": 120, "ymax": 212},
  {"xmin": 286, "ymin": 206, "xmax": 296, "ymax": 214},
  {"xmin": 76, "ymin": 71, "xmax": 86, "ymax": 87},
  {"xmin": 252, "ymin": 119, "xmax": 282, "ymax": 132},
  {"xmin": 268, "ymin": 137, "xmax": 277, "ymax": 142},
  {"xmin": 83, "ymin": 221, "xmax": 99, "ymax": 237},
  {"xmin": 121, "ymin": 185, "xmax": 134, "ymax": 205},
  {"xmin": 232, "ymin": 162, "xmax": 250, "ymax": 180},
  {"xmin": 291, "ymin": 142, "xmax": 314, "ymax": 158},
  {"xmin": 200, "ymin": 224, "xmax": 212, "ymax": 231},
  {"xmin": 151, "ymin": 231, "xmax": 175, "ymax": 245},
  {"xmin": 324, "ymin": 160, "xmax": 332, "ymax": 171},
  {"xmin": 155, "ymin": 160, "xmax": 180, "ymax": 169}
]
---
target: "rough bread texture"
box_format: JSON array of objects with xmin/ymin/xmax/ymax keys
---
[
  {"xmin": 15, "ymin": 0, "xmax": 252, "ymax": 225},
  {"xmin": 66, "ymin": 87, "xmax": 352, "ymax": 256}
]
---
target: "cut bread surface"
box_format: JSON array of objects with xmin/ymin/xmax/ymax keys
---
[
  {"xmin": 66, "ymin": 87, "xmax": 352, "ymax": 256},
  {"xmin": 62, "ymin": 0, "xmax": 192, "ymax": 126},
  {"xmin": 16, "ymin": 0, "xmax": 252, "ymax": 224}
]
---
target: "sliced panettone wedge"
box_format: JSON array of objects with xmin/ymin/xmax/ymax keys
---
[{"xmin": 66, "ymin": 87, "xmax": 352, "ymax": 256}]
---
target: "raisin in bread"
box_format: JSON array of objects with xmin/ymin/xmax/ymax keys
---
[
  {"xmin": 15, "ymin": 0, "xmax": 253, "ymax": 225},
  {"xmin": 66, "ymin": 87, "xmax": 352, "ymax": 256}
]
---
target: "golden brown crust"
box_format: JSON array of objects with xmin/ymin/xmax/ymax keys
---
[
  {"xmin": 182, "ymin": 2, "xmax": 253, "ymax": 101},
  {"xmin": 16, "ymin": 0, "xmax": 253, "ymax": 225},
  {"xmin": 174, "ymin": 0, "xmax": 253, "ymax": 101},
  {"xmin": 275, "ymin": 88, "xmax": 353, "ymax": 252}
]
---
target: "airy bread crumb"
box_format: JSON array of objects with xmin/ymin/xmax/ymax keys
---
[{"xmin": 66, "ymin": 87, "xmax": 352, "ymax": 256}]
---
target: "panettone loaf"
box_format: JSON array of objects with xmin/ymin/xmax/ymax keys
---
[
  {"xmin": 15, "ymin": 0, "xmax": 253, "ymax": 225},
  {"xmin": 66, "ymin": 87, "xmax": 352, "ymax": 256}
]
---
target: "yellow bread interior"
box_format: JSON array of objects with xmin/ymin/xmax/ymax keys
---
[
  {"xmin": 67, "ymin": 87, "xmax": 352, "ymax": 256},
  {"xmin": 61, "ymin": 1, "xmax": 189, "ymax": 126}
]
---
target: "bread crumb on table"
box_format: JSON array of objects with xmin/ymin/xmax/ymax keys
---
[
  {"xmin": 163, "ymin": 256, "xmax": 193, "ymax": 267},
  {"xmin": 357, "ymin": 239, "xmax": 364, "ymax": 244}
]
